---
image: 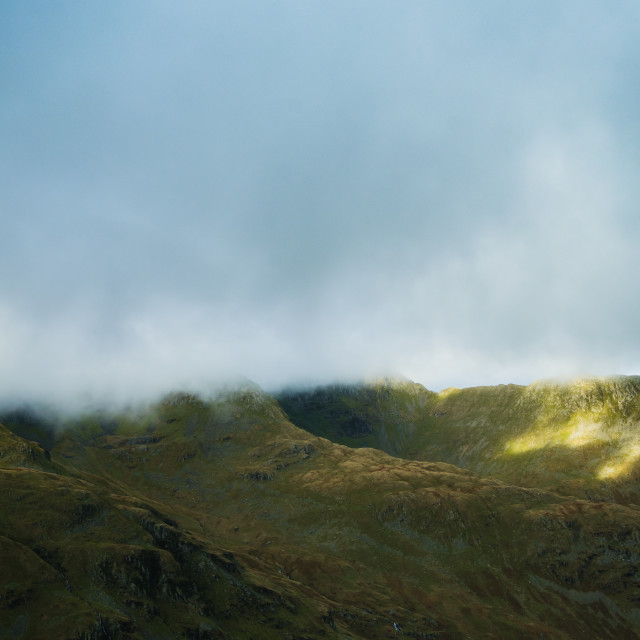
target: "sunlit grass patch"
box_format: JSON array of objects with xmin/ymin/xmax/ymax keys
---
[
  {"xmin": 504, "ymin": 412, "xmax": 609, "ymax": 455},
  {"xmin": 597, "ymin": 442, "xmax": 640, "ymax": 479}
]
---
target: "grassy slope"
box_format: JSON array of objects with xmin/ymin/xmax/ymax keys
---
[
  {"xmin": 1, "ymin": 381, "xmax": 640, "ymax": 637},
  {"xmin": 277, "ymin": 376, "xmax": 640, "ymax": 502}
]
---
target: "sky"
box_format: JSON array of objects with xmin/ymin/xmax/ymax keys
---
[{"xmin": 2, "ymin": 1, "xmax": 640, "ymax": 404}]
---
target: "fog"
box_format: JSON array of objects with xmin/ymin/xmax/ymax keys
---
[{"xmin": 2, "ymin": 2, "xmax": 640, "ymax": 406}]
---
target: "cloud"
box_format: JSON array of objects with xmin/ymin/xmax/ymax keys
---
[{"xmin": 2, "ymin": 2, "xmax": 640, "ymax": 404}]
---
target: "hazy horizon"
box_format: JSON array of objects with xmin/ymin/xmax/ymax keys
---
[{"xmin": 3, "ymin": 2, "xmax": 640, "ymax": 405}]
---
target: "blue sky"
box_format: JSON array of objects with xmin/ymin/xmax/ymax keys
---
[{"xmin": 2, "ymin": 2, "xmax": 640, "ymax": 403}]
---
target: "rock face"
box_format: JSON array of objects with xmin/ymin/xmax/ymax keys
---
[{"xmin": 2, "ymin": 376, "xmax": 640, "ymax": 638}]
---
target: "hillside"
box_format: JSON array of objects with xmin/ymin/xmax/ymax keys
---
[
  {"xmin": 1, "ymin": 378, "xmax": 640, "ymax": 638},
  {"xmin": 278, "ymin": 376, "xmax": 640, "ymax": 502}
]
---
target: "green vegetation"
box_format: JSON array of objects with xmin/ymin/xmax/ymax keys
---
[
  {"xmin": 2, "ymin": 377, "xmax": 640, "ymax": 638},
  {"xmin": 278, "ymin": 376, "xmax": 640, "ymax": 501}
]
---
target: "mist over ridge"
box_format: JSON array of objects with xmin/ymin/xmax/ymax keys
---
[
  {"xmin": 3, "ymin": 3, "xmax": 640, "ymax": 414},
  {"xmin": 5, "ymin": 4, "xmax": 640, "ymax": 637}
]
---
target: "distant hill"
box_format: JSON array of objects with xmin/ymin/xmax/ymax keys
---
[
  {"xmin": 278, "ymin": 376, "xmax": 640, "ymax": 502},
  {"xmin": 2, "ymin": 377, "xmax": 640, "ymax": 638}
]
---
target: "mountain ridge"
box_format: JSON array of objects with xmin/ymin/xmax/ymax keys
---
[
  {"xmin": 277, "ymin": 375, "xmax": 640, "ymax": 501},
  {"xmin": 2, "ymin": 375, "xmax": 640, "ymax": 638}
]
